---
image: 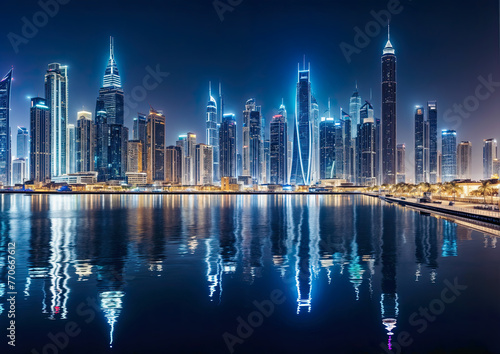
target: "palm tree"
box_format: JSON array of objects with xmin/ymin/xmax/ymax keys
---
[
  {"xmin": 418, "ymin": 182, "xmax": 432, "ymax": 195},
  {"xmin": 477, "ymin": 181, "xmax": 495, "ymax": 205},
  {"xmin": 445, "ymin": 182, "xmax": 463, "ymax": 202}
]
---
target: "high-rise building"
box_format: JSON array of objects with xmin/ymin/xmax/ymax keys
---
[
  {"xmin": 109, "ymin": 124, "xmax": 128, "ymax": 179},
  {"xmin": 483, "ymin": 138, "xmax": 497, "ymax": 180},
  {"xmin": 360, "ymin": 102, "xmax": 376, "ymax": 186},
  {"xmin": 428, "ymin": 101, "xmax": 438, "ymax": 183},
  {"xmin": 441, "ymin": 130, "xmax": 457, "ymax": 182},
  {"xmin": 30, "ymin": 97, "xmax": 51, "ymax": 183},
  {"xmin": 133, "ymin": 113, "xmax": 147, "ymax": 172},
  {"xmin": 375, "ymin": 118, "xmax": 382, "ymax": 185},
  {"xmin": 349, "ymin": 86, "xmax": 362, "ymax": 138},
  {"xmin": 270, "ymin": 114, "xmax": 288, "ymax": 184},
  {"xmin": 342, "ymin": 115, "xmax": 352, "ymax": 181},
  {"xmin": 94, "ymin": 102, "xmax": 109, "ymax": 182},
  {"xmin": 66, "ymin": 124, "xmax": 76, "ymax": 174},
  {"xmin": 0, "ymin": 69, "xmax": 12, "ymax": 185},
  {"xmin": 195, "ymin": 144, "xmax": 213, "ymax": 185},
  {"xmin": 165, "ymin": 145, "xmax": 183, "ymax": 184},
  {"xmin": 319, "ymin": 117, "xmax": 335, "ymax": 180},
  {"xmin": 414, "ymin": 106, "xmax": 426, "ymax": 184},
  {"xmin": 310, "ymin": 96, "xmax": 320, "ymax": 184},
  {"xmin": 457, "ymin": 141, "xmax": 472, "ymax": 179},
  {"xmin": 76, "ymin": 111, "xmax": 94, "ymax": 172},
  {"xmin": 334, "ymin": 121, "xmax": 344, "ymax": 179},
  {"xmin": 242, "ymin": 98, "xmax": 262, "ymax": 184},
  {"xmin": 17, "ymin": 126, "xmax": 28, "ymax": 159},
  {"xmin": 177, "ymin": 132, "xmax": 196, "ymax": 185},
  {"xmin": 219, "ymin": 114, "xmax": 237, "ymax": 178},
  {"xmin": 206, "ymin": 82, "xmax": 218, "ymax": 182},
  {"xmin": 381, "ymin": 28, "xmax": 397, "ymax": 185},
  {"xmin": 396, "ymin": 143, "xmax": 405, "ymax": 183},
  {"xmin": 12, "ymin": 158, "xmax": 26, "ymax": 185},
  {"xmin": 16, "ymin": 126, "xmax": 29, "ymax": 182},
  {"xmin": 291, "ymin": 63, "xmax": 312, "ymax": 185},
  {"xmin": 146, "ymin": 108, "xmax": 165, "ymax": 182},
  {"xmin": 45, "ymin": 63, "xmax": 68, "ymax": 177},
  {"xmin": 127, "ymin": 140, "xmax": 143, "ymax": 173},
  {"xmin": 98, "ymin": 37, "xmax": 124, "ymax": 125}
]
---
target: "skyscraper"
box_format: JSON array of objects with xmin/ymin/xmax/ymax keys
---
[
  {"xmin": 319, "ymin": 117, "xmax": 335, "ymax": 180},
  {"xmin": 127, "ymin": 140, "xmax": 143, "ymax": 173},
  {"xmin": 195, "ymin": 144, "xmax": 213, "ymax": 185},
  {"xmin": 381, "ymin": 28, "xmax": 397, "ymax": 185},
  {"xmin": 359, "ymin": 102, "xmax": 376, "ymax": 186},
  {"xmin": 0, "ymin": 69, "xmax": 12, "ymax": 185},
  {"xmin": 109, "ymin": 124, "xmax": 128, "ymax": 179},
  {"xmin": 396, "ymin": 143, "xmax": 405, "ymax": 183},
  {"xmin": 270, "ymin": 114, "xmax": 288, "ymax": 184},
  {"xmin": 483, "ymin": 138, "xmax": 497, "ymax": 180},
  {"xmin": 441, "ymin": 130, "xmax": 457, "ymax": 182},
  {"xmin": 414, "ymin": 106, "xmax": 426, "ymax": 184},
  {"xmin": 76, "ymin": 111, "xmax": 95, "ymax": 172},
  {"xmin": 133, "ymin": 113, "xmax": 147, "ymax": 172},
  {"xmin": 310, "ymin": 96, "xmax": 320, "ymax": 184},
  {"xmin": 457, "ymin": 141, "xmax": 472, "ymax": 179},
  {"xmin": 334, "ymin": 121, "xmax": 344, "ymax": 179},
  {"xmin": 291, "ymin": 62, "xmax": 312, "ymax": 185},
  {"xmin": 165, "ymin": 146, "xmax": 183, "ymax": 184},
  {"xmin": 242, "ymin": 98, "xmax": 262, "ymax": 184},
  {"xmin": 94, "ymin": 102, "xmax": 109, "ymax": 182},
  {"xmin": 98, "ymin": 37, "xmax": 124, "ymax": 125},
  {"xmin": 12, "ymin": 159, "xmax": 26, "ymax": 185},
  {"xmin": 428, "ymin": 101, "xmax": 438, "ymax": 183},
  {"xmin": 30, "ymin": 97, "xmax": 51, "ymax": 183},
  {"xmin": 206, "ymin": 82, "xmax": 218, "ymax": 182},
  {"xmin": 146, "ymin": 108, "xmax": 166, "ymax": 182},
  {"xmin": 16, "ymin": 126, "xmax": 28, "ymax": 159},
  {"xmin": 219, "ymin": 114, "xmax": 237, "ymax": 178},
  {"xmin": 45, "ymin": 63, "xmax": 68, "ymax": 177},
  {"xmin": 178, "ymin": 132, "xmax": 197, "ymax": 185},
  {"xmin": 349, "ymin": 86, "xmax": 362, "ymax": 138},
  {"xmin": 66, "ymin": 124, "xmax": 76, "ymax": 174}
]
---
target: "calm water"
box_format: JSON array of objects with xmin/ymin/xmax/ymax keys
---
[{"xmin": 0, "ymin": 194, "xmax": 499, "ymax": 354}]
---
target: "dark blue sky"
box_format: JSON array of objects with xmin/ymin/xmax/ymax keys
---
[{"xmin": 2, "ymin": 0, "xmax": 499, "ymax": 180}]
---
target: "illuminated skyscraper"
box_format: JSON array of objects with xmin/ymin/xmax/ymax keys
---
[
  {"xmin": 219, "ymin": 114, "xmax": 237, "ymax": 178},
  {"xmin": 98, "ymin": 37, "xmax": 124, "ymax": 125},
  {"xmin": 457, "ymin": 141, "xmax": 472, "ymax": 179},
  {"xmin": 206, "ymin": 82, "xmax": 218, "ymax": 182},
  {"xmin": 66, "ymin": 124, "xmax": 76, "ymax": 174},
  {"xmin": 359, "ymin": 101, "xmax": 376, "ymax": 186},
  {"xmin": 319, "ymin": 117, "xmax": 335, "ymax": 180},
  {"xmin": 146, "ymin": 108, "xmax": 166, "ymax": 182},
  {"xmin": 242, "ymin": 98, "xmax": 262, "ymax": 184},
  {"xmin": 396, "ymin": 144, "xmax": 405, "ymax": 183},
  {"xmin": 30, "ymin": 97, "xmax": 51, "ymax": 183},
  {"xmin": 165, "ymin": 145, "xmax": 183, "ymax": 184},
  {"xmin": 349, "ymin": 85, "xmax": 362, "ymax": 138},
  {"xmin": 45, "ymin": 63, "xmax": 68, "ymax": 178},
  {"xmin": 483, "ymin": 138, "xmax": 497, "ymax": 180},
  {"xmin": 414, "ymin": 106, "xmax": 426, "ymax": 184},
  {"xmin": 428, "ymin": 101, "xmax": 438, "ymax": 183},
  {"xmin": 109, "ymin": 124, "xmax": 128, "ymax": 179},
  {"xmin": 441, "ymin": 130, "xmax": 457, "ymax": 182},
  {"xmin": 291, "ymin": 62, "xmax": 312, "ymax": 185},
  {"xmin": 127, "ymin": 140, "xmax": 142, "ymax": 173},
  {"xmin": 94, "ymin": 102, "xmax": 109, "ymax": 182},
  {"xmin": 195, "ymin": 144, "xmax": 213, "ymax": 185},
  {"xmin": 178, "ymin": 132, "xmax": 197, "ymax": 185},
  {"xmin": 76, "ymin": 111, "xmax": 94, "ymax": 172},
  {"xmin": 270, "ymin": 114, "xmax": 288, "ymax": 184},
  {"xmin": 381, "ymin": 27, "xmax": 397, "ymax": 185},
  {"xmin": 17, "ymin": 126, "xmax": 29, "ymax": 181},
  {"xmin": 0, "ymin": 69, "xmax": 12, "ymax": 185}
]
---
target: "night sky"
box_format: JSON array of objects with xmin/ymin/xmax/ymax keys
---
[{"xmin": 2, "ymin": 0, "xmax": 499, "ymax": 181}]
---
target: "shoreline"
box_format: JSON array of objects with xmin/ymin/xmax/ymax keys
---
[{"xmin": 0, "ymin": 191, "xmax": 363, "ymax": 196}]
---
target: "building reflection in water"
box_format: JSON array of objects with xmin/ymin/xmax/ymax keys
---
[
  {"xmin": 414, "ymin": 214, "xmax": 439, "ymax": 283},
  {"xmin": 441, "ymin": 220, "xmax": 458, "ymax": 257}
]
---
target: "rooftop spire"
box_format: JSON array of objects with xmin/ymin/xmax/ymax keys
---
[
  {"xmin": 383, "ymin": 24, "xmax": 395, "ymax": 55},
  {"xmin": 110, "ymin": 36, "xmax": 114, "ymax": 59},
  {"xmin": 103, "ymin": 37, "xmax": 121, "ymax": 88}
]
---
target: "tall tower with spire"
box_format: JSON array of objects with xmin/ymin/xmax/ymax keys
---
[
  {"xmin": 206, "ymin": 82, "xmax": 219, "ymax": 182},
  {"xmin": 381, "ymin": 25, "xmax": 397, "ymax": 185},
  {"xmin": 0, "ymin": 69, "xmax": 12, "ymax": 185}
]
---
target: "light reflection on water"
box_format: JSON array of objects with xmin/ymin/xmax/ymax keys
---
[{"xmin": 0, "ymin": 194, "xmax": 498, "ymax": 353}]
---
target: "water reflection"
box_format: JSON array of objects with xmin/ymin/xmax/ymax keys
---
[{"xmin": 0, "ymin": 194, "xmax": 497, "ymax": 352}]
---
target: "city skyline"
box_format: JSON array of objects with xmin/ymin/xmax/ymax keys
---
[{"xmin": 2, "ymin": 0, "xmax": 500, "ymax": 182}]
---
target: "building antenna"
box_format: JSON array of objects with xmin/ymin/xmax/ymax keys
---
[
  {"xmin": 328, "ymin": 98, "xmax": 331, "ymax": 118},
  {"xmin": 370, "ymin": 88, "xmax": 373, "ymax": 101},
  {"xmin": 209, "ymin": 81, "xmax": 212, "ymax": 98},
  {"xmin": 303, "ymin": 55, "xmax": 306, "ymax": 70}
]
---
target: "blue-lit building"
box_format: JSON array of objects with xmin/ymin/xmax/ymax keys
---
[
  {"xmin": 359, "ymin": 102, "xmax": 376, "ymax": 186},
  {"xmin": 45, "ymin": 63, "xmax": 68, "ymax": 178},
  {"xmin": 441, "ymin": 130, "xmax": 457, "ymax": 182},
  {"xmin": 30, "ymin": 97, "xmax": 51, "ymax": 183},
  {"xmin": 206, "ymin": 82, "xmax": 219, "ymax": 182},
  {"xmin": 94, "ymin": 102, "xmax": 109, "ymax": 182},
  {"xmin": 414, "ymin": 106, "xmax": 426, "ymax": 184},
  {"xmin": 349, "ymin": 86, "xmax": 362, "ymax": 139},
  {"xmin": 219, "ymin": 114, "xmax": 237, "ymax": 178},
  {"xmin": 0, "ymin": 69, "xmax": 12, "ymax": 185},
  {"xmin": 146, "ymin": 108, "xmax": 166, "ymax": 182},
  {"xmin": 109, "ymin": 125, "xmax": 128, "ymax": 180},
  {"xmin": 334, "ymin": 121, "xmax": 344, "ymax": 179},
  {"xmin": 428, "ymin": 101, "xmax": 438, "ymax": 183},
  {"xmin": 319, "ymin": 117, "xmax": 335, "ymax": 180},
  {"xmin": 17, "ymin": 126, "xmax": 29, "ymax": 159},
  {"xmin": 76, "ymin": 111, "xmax": 94, "ymax": 172},
  {"xmin": 291, "ymin": 64, "xmax": 312, "ymax": 185},
  {"xmin": 242, "ymin": 98, "xmax": 262, "ymax": 184},
  {"xmin": 270, "ymin": 114, "xmax": 287, "ymax": 184},
  {"xmin": 483, "ymin": 138, "xmax": 497, "ymax": 179}
]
